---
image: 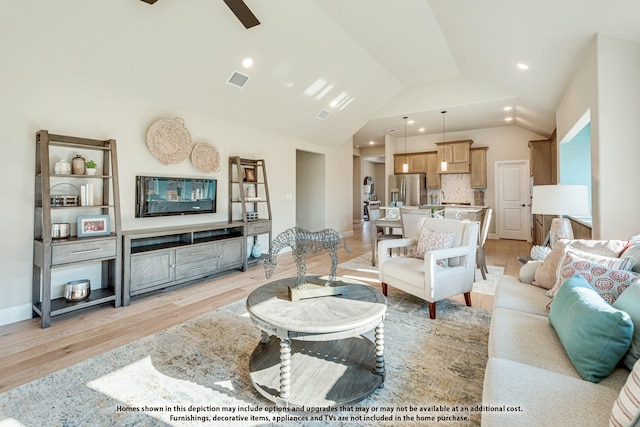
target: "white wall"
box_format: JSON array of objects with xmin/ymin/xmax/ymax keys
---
[
  {"xmin": 557, "ymin": 34, "xmax": 640, "ymax": 239},
  {"xmin": 0, "ymin": 68, "xmax": 353, "ymax": 325}
]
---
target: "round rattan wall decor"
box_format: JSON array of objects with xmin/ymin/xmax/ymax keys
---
[
  {"xmin": 191, "ymin": 142, "xmax": 221, "ymax": 173},
  {"xmin": 146, "ymin": 117, "xmax": 192, "ymax": 165}
]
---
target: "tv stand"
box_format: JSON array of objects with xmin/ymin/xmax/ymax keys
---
[{"xmin": 122, "ymin": 221, "xmax": 246, "ymax": 306}]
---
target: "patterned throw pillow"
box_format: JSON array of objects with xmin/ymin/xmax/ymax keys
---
[
  {"xmin": 610, "ymin": 359, "xmax": 640, "ymax": 427},
  {"xmin": 414, "ymin": 228, "xmax": 455, "ymax": 267},
  {"xmin": 551, "ymin": 250, "xmax": 639, "ymax": 304}
]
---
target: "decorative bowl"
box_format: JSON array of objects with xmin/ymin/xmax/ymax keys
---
[
  {"xmin": 51, "ymin": 223, "xmax": 71, "ymax": 239},
  {"xmin": 64, "ymin": 280, "xmax": 91, "ymax": 302}
]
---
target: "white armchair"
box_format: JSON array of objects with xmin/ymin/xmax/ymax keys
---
[{"xmin": 378, "ymin": 218, "xmax": 479, "ymax": 319}]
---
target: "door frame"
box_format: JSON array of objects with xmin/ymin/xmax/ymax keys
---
[{"xmin": 494, "ymin": 159, "xmax": 531, "ymax": 241}]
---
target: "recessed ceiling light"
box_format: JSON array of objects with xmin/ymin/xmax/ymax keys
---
[
  {"xmin": 517, "ymin": 63, "xmax": 529, "ymax": 70},
  {"xmin": 503, "ymin": 106, "xmax": 513, "ymax": 111},
  {"xmin": 418, "ymin": 128, "xmax": 425, "ymax": 132},
  {"xmin": 505, "ymin": 117, "xmax": 513, "ymax": 122},
  {"xmin": 242, "ymin": 57, "xmax": 254, "ymax": 68},
  {"xmin": 408, "ymin": 120, "xmax": 415, "ymax": 125}
]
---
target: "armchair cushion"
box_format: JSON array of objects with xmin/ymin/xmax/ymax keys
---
[{"xmin": 414, "ymin": 228, "xmax": 455, "ymax": 266}]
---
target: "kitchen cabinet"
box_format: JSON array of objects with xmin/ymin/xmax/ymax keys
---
[
  {"xmin": 569, "ymin": 217, "xmax": 592, "ymax": 239},
  {"xmin": 470, "ymin": 147, "xmax": 489, "ymax": 188},
  {"xmin": 425, "ymin": 151, "xmax": 441, "ymax": 188},
  {"xmin": 32, "ymin": 130, "xmax": 121, "ymax": 328},
  {"xmin": 436, "ymin": 140, "xmax": 473, "ymax": 173},
  {"xmin": 393, "ymin": 153, "xmax": 427, "ymax": 174},
  {"xmin": 529, "ymin": 130, "xmax": 557, "ymax": 185},
  {"xmin": 533, "ymin": 214, "xmax": 556, "ymax": 246}
]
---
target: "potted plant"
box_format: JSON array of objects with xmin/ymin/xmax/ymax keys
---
[{"xmin": 85, "ymin": 160, "xmax": 97, "ymax": 175}]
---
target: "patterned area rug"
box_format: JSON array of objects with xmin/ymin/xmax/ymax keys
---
[
  {"xmin": 338, "ymin": 253, "xmax": 504, "ymax": 296},
  {"xmin": 0, "ymin": 290, "xmax": 491, "ymax": 426}
]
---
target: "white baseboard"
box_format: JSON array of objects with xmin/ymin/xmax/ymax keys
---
[{"xmin": 0, "ymin": 303, "xmax": 32, "ymax": 327}]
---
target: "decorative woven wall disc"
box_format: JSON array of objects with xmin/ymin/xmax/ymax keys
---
[
  {"xmin": 191, "ymin": 142, "xmax": 221, "ymax": 173},
  {"xmin": 146, "ymin": 117, "xmax": 192, "ymax": 165}
]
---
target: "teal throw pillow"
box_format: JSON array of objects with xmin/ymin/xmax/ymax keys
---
[
  {"xmin": 549, "ymin": 274, "xmax": 634, "ymax": 382},
  {"xmin": 613, "ymin": 281, "xmax": 640, "ymax": 370}
]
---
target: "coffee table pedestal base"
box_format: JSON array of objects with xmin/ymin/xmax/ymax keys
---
[{"xmin": 249, "ymin": 336, "xmax": 383, "ymax": 407}]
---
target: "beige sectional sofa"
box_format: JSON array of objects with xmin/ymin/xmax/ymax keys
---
[{"xmin": 482, "ymin": 236, "xmax": 640, "ymax": 426}]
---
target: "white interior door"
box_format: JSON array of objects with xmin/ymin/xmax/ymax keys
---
[{"xmin": 495, "ymin": 160, "xmax": 530, "ymax": 240}]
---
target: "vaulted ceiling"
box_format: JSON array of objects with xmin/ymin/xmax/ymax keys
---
[{"xmin": 2, "ymin": 1, "xmax": 640, "ymax": 148}]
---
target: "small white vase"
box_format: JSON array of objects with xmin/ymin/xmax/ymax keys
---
[
  {"xmin": 54, "ymin": 158, "xmax": 71, "ymax": 175},
  {"xmin": 86, "ymin": 168, "xmax": 97, "ymax": 176}
]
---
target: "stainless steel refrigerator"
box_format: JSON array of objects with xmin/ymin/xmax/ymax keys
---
[{"xmin": 388, "ymin": 174, "xmax": 427, "ymax": 206}]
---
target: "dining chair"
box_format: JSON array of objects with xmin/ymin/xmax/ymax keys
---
[{"xmin": 477, "ymin": 208, "xmax": 493, "ymax": 280}]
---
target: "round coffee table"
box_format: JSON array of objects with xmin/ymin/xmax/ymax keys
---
[{"xmin": 246, "ymin": 275, "xmax": 387, "ymax": 407}]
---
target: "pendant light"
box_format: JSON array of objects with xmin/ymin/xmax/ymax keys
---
[
  {"xmin": 440, "ymin": 110, "xmax": 448, "ymax": 172},
  {"xmin": 402, "ymin": 116, "xmax": 409, "ymax": 173}
]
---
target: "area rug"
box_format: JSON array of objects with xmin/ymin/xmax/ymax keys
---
[
  {"xmin": 0, "ymin": 291, "xmax": 491, "ymax": 427},
  {"xmin": 338, "ymin": 252, "xmax": 504, "ymax": 296}
]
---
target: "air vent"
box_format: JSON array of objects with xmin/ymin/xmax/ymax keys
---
[
  {"xmin": 226, "ymin": 71, "xmax": 251, "ymax": 89},
  {"xmin": 316, "ymin": 109, "xmax": 331, "ymax": 120},
  {"xmin": 386, "ymin": 128, "xmax": 397, "ymax": 133}
]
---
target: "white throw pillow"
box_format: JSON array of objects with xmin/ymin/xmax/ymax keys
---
[{"xmin": 519, "ymin": 260, "xmax": 541, "ymax": 284}]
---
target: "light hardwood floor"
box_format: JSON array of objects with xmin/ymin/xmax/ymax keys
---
[{"xmin": 0, "ymin": 223, "xmax": 530, "ymax": 394}]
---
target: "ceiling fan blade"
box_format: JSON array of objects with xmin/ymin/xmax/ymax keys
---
[
  {"xmin": 140, "ymin": 0, "xmax": 159, "ymax": 4},
  {"xmin": 223, "ymin": 0, "xmax": 260, "ymax": 29}
]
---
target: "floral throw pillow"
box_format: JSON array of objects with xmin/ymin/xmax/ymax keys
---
[
  {"xmin": 554, "ymin": 251, "xmax": 639, "ymax": 304},
  {"xmin": 414, "ymin": 228, "xmax": 455, "ymax": 267}
]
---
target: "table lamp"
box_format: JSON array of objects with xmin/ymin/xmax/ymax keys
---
[{"xmin": 531, "ymin": 185, "xmax": 590, "ymax": 247}]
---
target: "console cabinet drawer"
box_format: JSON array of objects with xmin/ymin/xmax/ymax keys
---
[
  {"xmin": 175, "ymin": 242, "xmax": 218, "ymax": 264},
  {"xmin": 51, "ymin": 238, "xmax": 117, "ymax": 265},
  {"xmin": 175, "ymin": 259, "xmax": 218, "ymax": 280},
  {"xmin": 248, "ymin": 220, "xmax": 271, "ymax": 235}
]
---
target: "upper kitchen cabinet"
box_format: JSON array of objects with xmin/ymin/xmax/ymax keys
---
[
  {"xmin": 528, "ymin": 130, "xmax": 557, "ymax": 185},
  {"xmin": 436, "ymin": 140, "xmax": 473, "ymax": 173},
  {"xmin": 470, "ymin": 147, "xmax": 489, "ymax": 188},
  {"xmin": 393, "ymin": 152, "xmax": 427, "ymax": 174}
]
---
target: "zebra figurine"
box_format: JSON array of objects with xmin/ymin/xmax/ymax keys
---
[{"xmin": 263, "ymin": 227, "xmax": 350, "ymax": 288}]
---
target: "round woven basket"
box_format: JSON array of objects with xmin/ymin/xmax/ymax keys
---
[
  {"xmin": 146, "ymin": 117, "xmax": 192, "ymax": 165},
  {"xmin": 191, "ymin": 142, "xmax": 221, "ymax": 173}
]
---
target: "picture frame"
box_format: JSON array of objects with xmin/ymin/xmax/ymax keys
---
[
  {"xmin": 244, "ymin": 167, "xmax": 257, "ymax": 182},
  {"xmin": 77, "ymin": 215, "xmax": 111, "ymax": 238}
]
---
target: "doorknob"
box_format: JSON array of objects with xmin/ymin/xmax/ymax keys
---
[{"xmin": 520, "ymin": 204, "xmax": 526, "ymax": 207}]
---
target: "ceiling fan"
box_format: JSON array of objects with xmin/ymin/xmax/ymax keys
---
[{"xmin": 139, "ymin": 0, "xmax": 260, "ymax": 29}]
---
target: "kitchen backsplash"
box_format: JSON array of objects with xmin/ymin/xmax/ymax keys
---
[{"xmin": 427, "ymin": 174, "xmax": 481, "ymax": 205}]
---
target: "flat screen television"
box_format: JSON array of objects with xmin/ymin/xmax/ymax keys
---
[{"xmin": 135, "ymin": 176, "xmax": 217, "ymax": 218}]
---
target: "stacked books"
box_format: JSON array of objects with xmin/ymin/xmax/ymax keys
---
[{"xmin": 79, "ymin": 183, "xmax": 94, "ymax": 206}]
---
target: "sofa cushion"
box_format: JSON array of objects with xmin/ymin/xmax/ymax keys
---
[
  {"xmin": 549, "ymin": 275, "xmax": 634, "ymax": 383},
  {"xmin": 414, "ymin": 228, "xmax": 454, "ymax": 266},
  {"xmin": 482, "ymin": 357, "xmax": 623, "ymax": 427},
  {"xmin": 533, "ymin": 239, "xmax": 629, "ymax": 290},
  {"xmin": 494, "ymin": 276, "xmax": 550, "ymax": 316},
  {"xmin": 613, "ymin": 282, "xmax": 640, "ymax": 370},
  {"xmin": 610, "ymin": 359, "xmax": 640, "ymax": 427},
  {"xmin": 548, "ymin": 250, "xmax": 637, "ymax": 302},
  {"xmin": 489, "ymin": 307, "xmax": 581, "ymax": 378}
]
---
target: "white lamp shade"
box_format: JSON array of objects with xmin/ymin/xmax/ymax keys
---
[{"xmin": 531, "ymin": 185, "xmax": 590, "ymax": 216}]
